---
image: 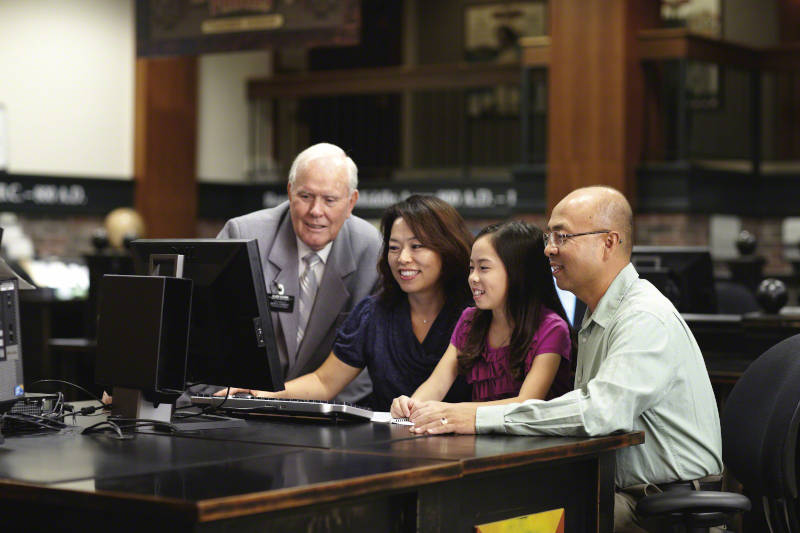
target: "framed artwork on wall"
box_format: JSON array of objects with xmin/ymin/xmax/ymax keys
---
[
  {"xmin": 464, "ymin": 2, "xmax": 546, "ymax": 63},
  {"xmin": 662, "ymin": 0, "xmax": 722, "ymax": 35}
]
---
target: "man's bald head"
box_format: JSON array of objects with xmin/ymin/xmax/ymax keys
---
[{"xmin": 556, "ymin": 186, "xmax": 633, "ymax": 256}]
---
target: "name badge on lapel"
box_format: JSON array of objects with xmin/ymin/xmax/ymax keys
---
[{"xmin": 268, "ymin": 281, "xmax": 294, "ymax": 312}]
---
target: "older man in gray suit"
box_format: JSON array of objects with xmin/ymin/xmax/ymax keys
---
[{"xmin": 217, "ymin": 143, "xmax": 381, "ymax": 404}]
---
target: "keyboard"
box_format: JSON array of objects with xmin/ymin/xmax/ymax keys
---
[{"xmin": 189, "ymin": 393, "xmax": 374, "ymax": 422}]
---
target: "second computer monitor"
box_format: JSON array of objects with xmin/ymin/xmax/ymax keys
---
[
  {"xmin": 631, "ymin": 246, "xmax": 717, "ymax": 314},
  {"xmin": 130, "ymin": 239, "xmax": 284, "ymax": 392}
]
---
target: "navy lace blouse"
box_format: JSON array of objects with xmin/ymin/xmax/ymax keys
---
[{"xmin": 333, "ymin": 295, "xmax": 472, "ymax": 411}]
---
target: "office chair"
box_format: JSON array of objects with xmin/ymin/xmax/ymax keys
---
[
  {"xmin": 637, "ymin": 333, "xmax": 800, "ymax": 531},
  {"xmin": 714, "ymin": 280, "xmax": 760, "ymax": 315}
]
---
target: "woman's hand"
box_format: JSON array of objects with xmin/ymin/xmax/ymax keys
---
[
  {"xmin": 409, "ymin": 401, "xmax": 478, "ymax": 435},
  {"xmin": 212, "ymin": 387, "xmax": 272, "ymax": 398},
  {"xmin": 390, "ymin": 395, "xmax": 414, "ymax": 418}
]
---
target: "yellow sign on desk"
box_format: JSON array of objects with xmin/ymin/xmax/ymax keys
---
[{"xmin": 475, "ymin": 508, "xmax": 564, "ymax": 533}]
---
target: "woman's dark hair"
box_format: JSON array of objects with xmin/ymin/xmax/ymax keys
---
[
  {"xmin": 457, "ymin": 221, "xmax": 575, "ymax": 381},
  {"xmin": 377, "ymin": 195, "xmax": 473, "ymax": 307}
]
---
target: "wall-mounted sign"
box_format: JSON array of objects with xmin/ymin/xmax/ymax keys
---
[
  {"xmin": 0, "ymin": 175, "xmax": 133, "ymax": 215},
  {"xmin": 197, "ymin": 177, "xmax": 547, "ymax": 221},
  {"xmin": 136, "ymin": 0, "xmax": 361, "ymax": 57}
]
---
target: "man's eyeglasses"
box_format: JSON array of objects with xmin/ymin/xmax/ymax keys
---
[{"xmin": 543, "ymin": 230, "xmax": 611, "ymax": 248}]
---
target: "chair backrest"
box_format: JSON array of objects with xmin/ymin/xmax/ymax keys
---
[
  {"xmin": 721, "ymin": 333, "xmax": 800, "ymax": 500},
  {"xmin": 714, "ymin": 280, "xmax": 760, "ymax": 315}
]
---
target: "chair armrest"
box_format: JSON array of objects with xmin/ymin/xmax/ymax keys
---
[{"xmin": 637, "ymin": 491, "xmax": 751, "ymax": 517}]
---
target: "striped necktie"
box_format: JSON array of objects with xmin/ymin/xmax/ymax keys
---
[{"xmin": 297, "ymin": 252, "xmax": 320, "ymax": 346}]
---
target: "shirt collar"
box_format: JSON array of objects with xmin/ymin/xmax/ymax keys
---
[
  {"xmin": 296, "ymin": 238, "xmax": 332, "ymax": 265},
  {"xmin": 582, "ymin": 262, "xmax": 638, "ymax": 330}
]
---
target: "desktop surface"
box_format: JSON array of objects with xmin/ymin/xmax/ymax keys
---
[
  {"xmin": 685, "ymin": 311, "xmax": 800, "ymax": 361},
  {"xmin": 0, "ymin": 408, "xmax": 642, "ymax": 532},
  {"xmin": 684, "ymin": 312, "xmax": 800, "ymax": 404},
  {"xmin": 0, "ymin": 426, "xmax": 295, "ymax": 485},
  {"xmin": 164, "ymin": 412, "xmax": 421, "ymax": 449}
]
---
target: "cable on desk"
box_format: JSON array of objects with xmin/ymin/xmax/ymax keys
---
[
  {"xmin": 0, "ymin": 391, "xmax": 81, "ymax": 436},
  {"xmin": 55, "ymin": 404, "xmax": 109, "ymax": 423},
  {"xmin": 176, "ymin": 385, "xmax": 234, "ymax": 420},
  {"xmin": 81, "ymin": 419, "xmax": 130, "ymax": 440},
  {"xmin": 112, "ymin": 417, "xmax": 180, "ymax": 433},
  {"xmin": 81, "ymin": 417, "xmax": 179, "ymax": 440},
  {"xmin": 29, "ymin": 379, "xmax": 106, "ymax": 409},
  {"xmin": 1, "ymin": 413, "xmax": 68, "ymax": 433}
]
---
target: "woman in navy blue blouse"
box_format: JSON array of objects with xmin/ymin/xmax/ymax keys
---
[{"xmin": 223, "ymin": 195, "xmax": 474, "ymax": 410}]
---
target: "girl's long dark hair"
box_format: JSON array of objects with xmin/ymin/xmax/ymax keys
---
[
  {"xmin": 377, "ymin": 195, "xmax": 473, "ymax": 308},
  {"xmin": 457, "ymin": 221, "xmax": 575, "ymax": 381}
]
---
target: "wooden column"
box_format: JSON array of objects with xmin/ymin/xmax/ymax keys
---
[
  {"xmin": 778, "ymin": 0, "xmax": 800, "ymax": 42},
  {"xmin": 134, "ymin": 57, "xmax": 197, "ymax": 238},
  {"xmin": 776, "ymin": 0, "xmax": 800, "ymax": 160},
  {"xmin": 546, "ymin": 0, "xmax": 660, "ymax": 211}
]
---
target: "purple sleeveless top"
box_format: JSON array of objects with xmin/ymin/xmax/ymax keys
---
[{"xmin": 451, "ymin": 307, "xmax": 572, "ymax": 402}]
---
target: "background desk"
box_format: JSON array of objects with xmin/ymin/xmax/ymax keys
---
[
  {"xmin": 0, "ymin": 415, "xmax": 642, "ymax": 533},
  {"xmin": 685, "ymin": 312, "xmax": 800, "ymax": 402},
  {"xmin": 684, "ymin": 312, "xmax": 800, "ymax": 533}
]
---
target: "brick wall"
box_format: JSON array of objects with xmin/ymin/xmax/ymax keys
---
[
  {"xmin": 740, "ymin": 217, "xmax": 791, "ymax": 276},
  {"xmin": 635, "ymin": 213, "xmax": 710, "ymax": 246},
  {"xmin": 8, "ymin": 212, "xmax": 796, "ymax": 279},
  {"xmin": 635, "ymin": 213, "xmax": 792, "ymax": 277},
  {"xmin": 11, "ymin": 215, "xmax": 102, "ymax": 259}
]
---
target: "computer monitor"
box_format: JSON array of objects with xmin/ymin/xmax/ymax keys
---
[
  {"xmin": 129, "ymin": 239, "xmax": 284, "ymax": 393},
  {"xmin": 554, "ymin": 279, "xmax": 587, "ymax": 326},
  {"xmin": 631, "ymin": 246, "xmax": 717, "ymax": 314}
]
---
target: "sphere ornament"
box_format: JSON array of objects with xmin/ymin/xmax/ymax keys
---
[
  {"xmin": 736, "ymin": 230, "xmax": 757, "ymax": 256},
  {"xmin": 104, "ymin": 208, "xmax": 145, "ymax": 251},
  {"xmin": 756, "ymin": 278, "xmax": 788, "ymax": 314}
]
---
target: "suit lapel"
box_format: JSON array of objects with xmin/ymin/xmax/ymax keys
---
[
  {"xmin": 269, "ymin": 215, "xmax": 300, "ymax": 361},
  {"xmin": 294, "ymin": 222, "xmax": 357, "ymax": 373}
]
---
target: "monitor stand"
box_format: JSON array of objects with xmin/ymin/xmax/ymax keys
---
[
  {"xmin": 170, "ymin": 410, "xmax": 247, "ymax": 431},
  {"xmin": 111, "ymin": 387, "xmax": 246, "ymax": 432}
]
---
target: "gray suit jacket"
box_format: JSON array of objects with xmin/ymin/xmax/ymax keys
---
[{"xmin": 217, "ymin": 202, "xmax": 381, "ymax": 403}]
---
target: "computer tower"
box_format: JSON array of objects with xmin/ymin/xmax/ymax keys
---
[
  {"xmin": 0, "ymin": 278, "xmax": 24, "ymax": 408},
  {"xmin": 95, "ymin": 275, "xmax": 192, "ymax": 399}
]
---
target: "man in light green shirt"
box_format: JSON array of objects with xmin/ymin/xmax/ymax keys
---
[{"xmin": 409, "ymin": 186, "xmax": 723, "ymax": 532}]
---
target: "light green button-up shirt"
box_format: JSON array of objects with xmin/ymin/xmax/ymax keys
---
[{"xmin": 476, "ymin": 263, "xmax": 723, "ymax": 488}]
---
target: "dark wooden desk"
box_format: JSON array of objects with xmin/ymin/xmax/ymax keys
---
[
  {"xmin": 685, "ymin": 312, "xmax": 800, "ymax": 416},
  {"xmin": 686, "ymin": 312, "xmax": 800, "ymax": 380},
  {"xmin": 0, "ymin": 416, "xmax": 642, "ymax": 533},
  {"xmin": 683, "ymin": 312, "xmax": 798, "ymax": 532}
]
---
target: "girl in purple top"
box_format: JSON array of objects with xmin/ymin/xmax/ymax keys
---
[{"xmin": 391, "ymin": 221, "xmax": 574, "ymax": 417}]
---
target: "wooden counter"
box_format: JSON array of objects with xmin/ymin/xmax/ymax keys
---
[{"xmin": 0, "ymin": 414, "xmax": 642, "ymax": 532}]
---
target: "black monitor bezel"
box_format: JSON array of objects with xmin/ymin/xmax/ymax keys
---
[{"xmin": 129, "ymin": 238, "xmax": 284, "ymax": 393}]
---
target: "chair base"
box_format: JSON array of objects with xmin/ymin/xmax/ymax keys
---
[{"xmin": 636, "ymin": 490, "xmax": 750, "ymax": 532}]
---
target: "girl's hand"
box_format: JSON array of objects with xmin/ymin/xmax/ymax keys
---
[
  {"xmin": 409, "ymin": 402, "xmax": 478, "ymax": 435},
  {"xmin": 391, "ymin": 395, "xmax": 414, "ymax": 418}
]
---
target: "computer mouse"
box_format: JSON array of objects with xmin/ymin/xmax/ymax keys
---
[{"xmin": 232, "ymin": 392, "xmax": 254, "ymax": 399}]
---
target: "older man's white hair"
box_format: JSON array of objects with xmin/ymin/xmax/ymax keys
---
[{"xmin": 288, "ymin": 143, "xmax": 358, "ymax": 193}]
